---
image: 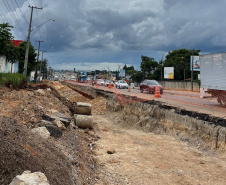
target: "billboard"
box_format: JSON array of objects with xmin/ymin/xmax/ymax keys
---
[
  {"xmin": 164, "ymin": 67, "xmax": 174, "ymax": 79},
  {"xmin": 190, "ymin": 56, "xmax": 200, "ymax": 71},
  {"xmin": 119, "ymin": 69, "xmax": 125, "ymax": 77}
]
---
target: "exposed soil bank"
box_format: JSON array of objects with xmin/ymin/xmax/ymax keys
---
[
  {"xmin": 64, "ymin": 82, "xmax": 226, "ymax": 152},
  {"xmin": 0, "ymin": 83, "xmax": 98, "ymax": 185}
]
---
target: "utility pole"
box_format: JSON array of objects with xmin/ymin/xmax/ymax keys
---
[
  {"xmin": 34, "ymin": 40, "xmax": 44, "ymax": 82},
  {"xmin": 191, "ymin": 55, "xmax": 194, "ymax": 91},
  {"xmin": 23, "ymin": 6, "xmax": 42, "ymax": 76},
  {"xmin": 160, "ymin": 55, "xmax": 164, "ymax": 82}
]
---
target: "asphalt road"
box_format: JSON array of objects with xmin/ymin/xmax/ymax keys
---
[{"xmin": 65, "ymin": 81, "xmax": 226, "ymax": 118}]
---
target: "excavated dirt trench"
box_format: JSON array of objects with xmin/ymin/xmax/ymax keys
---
[
  {"xmin": 1, "ymin": 81, "xmax": 226, "ymax": 184},
  {"xmin": 0, "ymin": 83, "xmax": 102, "ymax": 185},
  {"xmin": 64, "ymin": 82, "xmax": 226, "ymax": 152}
]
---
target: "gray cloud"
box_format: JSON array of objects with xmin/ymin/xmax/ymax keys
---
[{"xmin": 1, "ymin": 0, "xmax": 226, "ymax": 70}]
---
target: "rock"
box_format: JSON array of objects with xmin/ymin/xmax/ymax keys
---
[
  {"xmin": 74, "ymin": 115, "xmax": 93, "ymax": 129},
  {"xmin": 53, "ymin": 112, "xmax": 71, "ymax": 123},
  {"xmin": 35, "ymin": 89, "xmax": 46, "ymax": 96},
  {"xmin": 43, "ymin": 111, "xmax": 71, "ymax": 127},
  {"xmin": 10, "ymin": 170, "xmax": 49, "ymax": 185},
  {"xmin": 44, "ymin": 123, "xmax": 62, "ymax": 138},
  {"xmin": 38, "ymin": 120, "xmax": 53, "ymax": 127},
  {"xmin": 42, "ymin": 114, "xmax": 55, "ymax": 122},
  {"xmin": 176, "ymin": 169, "xmax": 184, "ymax": 176},
  {"xmin": 107, "ymin": 148, "xmax": 116, "ymax": 154},
  {"xmin": 31, "ymin": 127, "xmax": 50, "ymax": 139},
  {"xmin": 53, "ymin": 119, "xmax": 66, "ymax": 131},
  {"xmin": 74, "ymin": 102, "xmax": 92, "ymax": 115}
]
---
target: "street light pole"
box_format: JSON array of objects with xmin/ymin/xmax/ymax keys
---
[
  {"xmin": 191, "ymin": 55, "xmax": 194, "ymax": 91},
  {"xmin": 23, "ymin": 9, "xmax": 55, "ymax": 76},
  {"xmin": 34, "ymin": 40, "xmax": 44, "ymax": 82},
  {"xmin": 40, "ymin": 46, "xmax": 53, "ymax": 79},
  {"xmin": 31, "ymin": 19, "xmax": 55, "ymax": 32},
  {"xmin": 23, "ymin": 6, "xmax": 42, "ymax": 76}
]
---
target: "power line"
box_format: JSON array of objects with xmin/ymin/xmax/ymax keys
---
[
  {"xmin": 1, "ymin": 3, "xmax": 22, "ymax": 39},
  {"xmin": 26, "ymin": 0, "xmax": 31, "ymax": 6},
  {"xmin": 0, "ymin": 8, "xmax": 6, "ymax": 22},
  {"xmin": 14, "ymin": 0, "xmax": 29, "ymax": 24},
  {"xmin": 3, "ymin": 0, "xmax": 26, "ymax": 38}
]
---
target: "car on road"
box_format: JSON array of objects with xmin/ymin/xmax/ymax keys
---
[
  {"xmin": 115, "ymin": 80, "xmax": 128, "ymax": 89},
  {"xmin": 104, "ymin": 80, "xmax": 114, "ymax": 87},
  {"xmin": 54, "ymin": 76, "xmax": 59, "ymax": 81},
  {"xmin": 140, "ymin": 80, "xmax": 163, "ymax": 94},
  {"xmin": 96, "ymin": 79, "xmax": 105, "ymax": 86},
  {"xmin": 71, "ymin": 75, "xmax": 76, "ymax": 81}
]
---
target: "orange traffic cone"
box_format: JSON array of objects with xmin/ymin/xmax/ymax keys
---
[
  {"xmin": 109, "ymin": 83, "xmax": 111, "ymax": 88},
  {"xmin": 138, "ymin": 86, "xmax": 140, "ymax": 90},
  {"xmin": 154, "ymin": 86, "xmax": 161, "ymax": 98}
]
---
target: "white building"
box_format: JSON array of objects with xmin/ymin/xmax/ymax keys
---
[{"xmin": 0, "ymin": 54, "xmax": 19, "ymax": 73}]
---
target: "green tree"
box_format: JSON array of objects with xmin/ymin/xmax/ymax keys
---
[
  {"xmin": 123, "ymin": 64, "xmax": 127, "ymax": 71},
  {"xmin": 0, "ymin": 23, "xmax": 14, "ymax": 55},
  {"xmin": 140, "ymin": 55, "xmax": 158, "ymax": 79},
  {"xmin": 18, "ymin": 41, "xmax": 37, "ymax": 76},
  {"xmin": 163, "ymin": 49, "xmax": 200, "ymax": 80},
  {"xmin": 0, "ymin": 23, "xmax": 19, "ymax": 72},
  {"xmin": 131, "ymin": 71, "xmax": 143, "ymax": 82},
  {"xmin": 41, "ymin": 59, "xmax": 48, "ymax": 79}
]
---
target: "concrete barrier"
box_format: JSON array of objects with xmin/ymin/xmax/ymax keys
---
[
  {"xmin": 74, "ymin": 114, "xmax": 93, "ymax": 129},
  {"xmin": 74, "ymin": 102, "xmax": 92, "ymax": 115}
]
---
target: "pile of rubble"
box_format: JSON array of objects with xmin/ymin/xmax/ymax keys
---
[{"xmin": 0, "ymin": 82, "xmax": 103, "ymax": 185}]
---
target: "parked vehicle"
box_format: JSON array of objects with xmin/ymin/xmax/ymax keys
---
[
  {"xmin": 53, "ymin": 76, "xmax": 59, "ymax": 81},
  {"xmin": 115, "ymin": 80, "xmax": 128, "ymax": 89},
  {"xmin": 140, "ymin": 80, "xmax": 163, "ymax": 94},
  {"xmin": 200, "ymin": 53, "xmax": 226, "ymax": 106},
  {"xmin": 104, "ymin": 80, "xmax": 114, "ymax": 87},
  {"xmin": 96, "ymin": 79, "xmax": 105, "ymax": 86},
  {"xmin": 71, "ymin": 75, "xmax": 76, "ymax": 81},
  {"xmin": 79, "ymin": 75, "xmax": 87, "ymax": 83}
]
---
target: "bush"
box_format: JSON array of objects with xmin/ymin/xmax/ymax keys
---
[{"xmin": 0, "ymin": 73, "xmax": 28, "ymax": 88}]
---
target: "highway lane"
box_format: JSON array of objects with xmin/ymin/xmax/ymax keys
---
[{"xmin": 65, "ymin": 81, "xmax": 226, "ymax": 118}]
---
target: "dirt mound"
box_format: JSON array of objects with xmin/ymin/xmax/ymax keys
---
[
  {"xmin": 0, "ymin": 116, "xmax": 73, "ymax": 185},
  {"xmin": 90, "ymin": 96, "xmax": 107, "ymax": 115},
  {"xmin": 0, "ymin": 84, "xmax": 99, "ymax": 185},
  {"xmin": 0, "ymin": 88, "xmax": 71, "ymax": 125}
]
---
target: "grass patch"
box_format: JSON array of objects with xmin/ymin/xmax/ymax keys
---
[{"xmin": 0, "ymin": 73, "xmax": 28, "ymax": 88}]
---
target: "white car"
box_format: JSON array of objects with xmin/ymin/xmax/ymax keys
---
[
  {"xmin": 71, "ymin": 75, "xmax": 76, "ymax": 81},
  {"xmin": 116, "ymin": 80, "xmax": 128, "ymax": 89},
  {"xmin": 104, "ymin": 80, "xmax": 114, "ymax": 87},
  {"xmin": 96, "ymin": 79, "xmax": 105, "ymax": 85}
]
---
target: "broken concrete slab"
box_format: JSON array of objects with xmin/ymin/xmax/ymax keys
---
[
  {"xmin": 10, "ymin": 170, "xmax": 49, "ymax": 185},
  {"xmin": 74, "ymin": 102, "xmax": 92, "ymax": 115},
  {"xmin": 31, "ymin": 127, "xmax": 50, "ymax": 139}
]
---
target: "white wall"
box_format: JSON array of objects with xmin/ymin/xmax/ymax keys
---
[{"xmin": 0, "ymin": 55, "xmax": 6, "ymax": 72}]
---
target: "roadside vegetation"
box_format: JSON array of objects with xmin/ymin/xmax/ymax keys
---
[{"xmin": 0, "ymin": 73, "xmax": 27, "ymax": 88}]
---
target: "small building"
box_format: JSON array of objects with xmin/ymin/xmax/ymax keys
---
[{"xmin": 0, "ymin": 40, "xmax": 22, "ymax": 73}]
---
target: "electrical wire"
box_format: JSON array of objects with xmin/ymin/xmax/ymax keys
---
[
  {"xmin": 14, "ymin": 0, "xmax": 29, "ymax": 24},
  {"xmin": 0, "ymin": 8, "xmax": 7, "ymax": 22},
  {"xmin": 26, "ymin": 0, "xmax": 31, "ymax": 6},
  {"xmin": 3, "ymin": 0, "xmax": 26, "ymax": 39}
]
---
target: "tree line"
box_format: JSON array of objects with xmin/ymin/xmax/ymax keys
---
[
  {"xmin": 123, "ymin": 48, "xmax": 200, "ymax": 83},
  {"xmin": 0, "ymin": 23, "xmax": 48, "ymax": 77}
]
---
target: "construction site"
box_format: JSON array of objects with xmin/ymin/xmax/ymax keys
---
[{"xmin": 1, "ymin": 80, "xmax": 226, "ymax": 185}]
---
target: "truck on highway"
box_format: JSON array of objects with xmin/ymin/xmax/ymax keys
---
[
  {"xmin": 200, "ymin": 52, "xmax": 226, "ymax": 106},
  {"xmin": 78, "ymin": 75, "xmax": 87, "ymax": 83}
]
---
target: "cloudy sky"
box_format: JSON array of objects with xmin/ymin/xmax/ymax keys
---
[{"xmin": 1, "ymin": 0, "xmax": 226, "ymax": 71}]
